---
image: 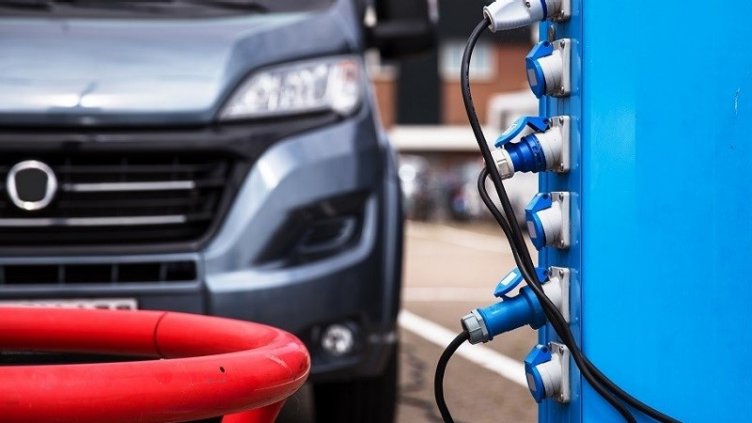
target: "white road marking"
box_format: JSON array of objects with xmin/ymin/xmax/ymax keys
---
[
  {"xmin": 407, "ymin": 222, "xmax": 509, "ymax": 254},
  {"xmin": 398, "ymin": 309, "xmax": 527, "ymax": 388},
  {"xmin": 403, "ymin": 287, "xmax": 493, "ymax": 303}
]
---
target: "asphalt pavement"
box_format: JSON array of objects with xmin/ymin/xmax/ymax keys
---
[{"xmin": 396, "ymin": 221, "xmax": 536, "ymax": 423}]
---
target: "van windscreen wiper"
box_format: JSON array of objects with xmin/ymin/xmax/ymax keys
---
[
  {"xmin": 179, "ymin": 0, "xmax": 268, "ymax": 13},
  {"xmin": 0, "ymin": 0, "xmax": 269, "ymax": 16},
  {"xmin": 0, "ymin": 0, "xmax": 52, "ymax": 9}
]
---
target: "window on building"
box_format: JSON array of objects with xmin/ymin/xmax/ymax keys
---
[
  {"xmin": 365, "ymin": 49, "xmax": 397, "ymax": 80},
  {"xmin": 440, "ymin": 40, "xmax": 495, "ymax": 81}
]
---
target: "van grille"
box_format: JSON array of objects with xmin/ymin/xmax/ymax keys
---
[
  {"xmin": 0, "ymin": 260, "xmax": 197, "ymax": 285},
  {"xmin": 0, "ymin": 152, "xmax": 243, "ymax": 248}
]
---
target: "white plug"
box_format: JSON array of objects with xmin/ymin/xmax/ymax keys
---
[{"xmin": 483, "ymin": 0, "xmax": 568, "ymax": 32}]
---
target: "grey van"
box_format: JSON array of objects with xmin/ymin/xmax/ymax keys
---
[{"xmin": 0, "ymin": 0, "xmax": 435, "ymax": 421}]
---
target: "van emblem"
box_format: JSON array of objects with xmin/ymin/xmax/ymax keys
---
[{"xmin": 6, "ymin": 160, "xmax": 58, "ymax": 211}]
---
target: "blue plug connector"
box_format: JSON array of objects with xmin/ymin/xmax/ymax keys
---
[
  {"xmin": 462, "ymin": 267, "xmax": 566, "ymax": 344},
  {"xmin": 504, "ymin": 134, "xmax": 548, "ymax": 174},
  {"xmin": 492, "ymin": 116, "xmax": 569, "ymax": 180}
]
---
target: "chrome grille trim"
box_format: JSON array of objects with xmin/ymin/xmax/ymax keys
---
[
  {"xmin": 0, "ymin": 152, "xmax": 240, "ymax": 248},
  {"xmin": 61, "ymin": 181, "xmax": 196, "ymax": 193},
  {"xmin": 0, "ymin": 215, "xmax": 189, "ymax": 227}
]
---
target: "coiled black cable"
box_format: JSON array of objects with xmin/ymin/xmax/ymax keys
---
[{"xmin": 457, "ymin": 17, "xmax": 680, "ymax": 423}]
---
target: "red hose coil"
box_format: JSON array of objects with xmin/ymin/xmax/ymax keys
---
[{"xmin": 0, "ymin": 307, "xmax": 310, "ymax": 423}]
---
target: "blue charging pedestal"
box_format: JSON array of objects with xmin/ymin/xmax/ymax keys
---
[{"xmin": 537, "ymin": 1, "xmax": 752, "ymax": 421}]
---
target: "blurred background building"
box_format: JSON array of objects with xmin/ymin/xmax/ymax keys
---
[
  {"xmin": 370, "ymin": 0, "xmax": 533, "ymax": 128},
  {"xmin": 371, "ymin": 0, "xmax": 537, "ymax": 222}
]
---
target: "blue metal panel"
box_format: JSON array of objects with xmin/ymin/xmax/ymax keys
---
[
  {"xmin": 539, "ymin": 0, "xmax": 752, "ymax": 421},
  {"xmin": 538, "ymin": 0, "xmax": 583, "ymax": 418}
]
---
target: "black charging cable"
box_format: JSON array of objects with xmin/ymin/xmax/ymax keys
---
[
  {"xmin": 464, "ymin": 17, "xmax": 677, "ymax": 423},
  {"xmin": 433, "ymin": 17, "xmax": 680, "ymax": 423},
  {"xmin": 434, "ymin": 331, "xmax": 469, "ymax": 423},
  {"xmin": 476, "ymin": 168, "xmax": 633, "ymax": 422}
]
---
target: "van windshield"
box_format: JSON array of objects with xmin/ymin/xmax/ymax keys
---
[{"xmin": 0, "ymin": 0, "xmax": 336, "ymax": 17}]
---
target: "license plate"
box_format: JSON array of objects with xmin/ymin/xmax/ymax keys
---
[{"xmin": 0, "ymin": 299, "xmax": 138, "ymax": 310}]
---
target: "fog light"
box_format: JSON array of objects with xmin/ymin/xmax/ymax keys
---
[{"xmin": 321, "ymin": 324, "xmax": 355, "ymax": 356}]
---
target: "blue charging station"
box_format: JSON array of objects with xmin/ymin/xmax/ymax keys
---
[
  {"xmin": 535, "ymin": 1, "xmax": 752, "ymax": 421},
  {"xmin": 455, "ymin": 1, "xmax": 752, "ymax": 421}
]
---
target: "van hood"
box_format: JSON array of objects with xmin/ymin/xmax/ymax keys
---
[{"xmin": 0, "ymin": 10, "xmax": 357, "ymax": 126}]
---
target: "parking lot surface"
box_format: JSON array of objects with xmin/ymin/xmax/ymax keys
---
[
  {"xmin": 396, "ymin": 222, "xmax": 536, "ymax": 423},
  {"xmin": 280, "ymin": 221, "xmax": 537, "ymax": 423}
]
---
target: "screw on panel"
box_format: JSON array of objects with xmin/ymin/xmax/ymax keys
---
[
  {"xmin": 525, "ymin": 2, "xmax": 531, "ymax": 8},
  {"xmin": 558, "ymin": 269, "xmax": 564, "ymax": 277},
  {"xmin": 558, "ymin": 117, "xmax": 565, "ymax": 125}
]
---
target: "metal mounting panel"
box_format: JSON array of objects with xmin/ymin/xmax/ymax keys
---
[
  {"xmin": 551, "ymin": 39, "xmax": 572, "ymax": 97},
  {"xmin": 550, "ymin": 116, "xmax": 571, "ymax": 173},
  {"xmin": 551, "ymin": 0, "xmax": 572, "ymax": 22},
  {"xmin": 548, "ymin": 266, "xmax": 570, "ymax": 323},
  {"xmin": 548, "ymin": 342, "xmax": 571, "ymax": 404},
  {"xmin": 551, "ymin": 192, "xmax": 570, "ymax": 249}
]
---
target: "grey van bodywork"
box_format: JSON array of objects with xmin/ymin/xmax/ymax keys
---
[{"xmin": 0, "ymin": 0, "xmax": 402, "ymax": 386}]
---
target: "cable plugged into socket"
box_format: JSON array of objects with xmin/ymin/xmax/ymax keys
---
[
  {"xmin": 493, "ymin": 116, "xmax": 571, "ymax": 180},
  {"xmin": 461, "ymin": 267, "xmax": 570, "ymax": 345},
  {"xmin": 483, "ymin": 0, "xmax": 571, "ymax": 32}
]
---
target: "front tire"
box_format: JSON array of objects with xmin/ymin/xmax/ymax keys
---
[{"xmin": 313, "ymin": 345, "xmax": 398, "ymax": 423}]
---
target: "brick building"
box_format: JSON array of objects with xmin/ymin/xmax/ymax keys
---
[{"xmin": 369, "ymin": 0, "xmax": 532, "ymax": 128}]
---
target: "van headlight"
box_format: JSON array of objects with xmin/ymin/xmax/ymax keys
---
[{"xmin": 219, "ymin": 57, "xmax": 362, "ymax": 121}]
